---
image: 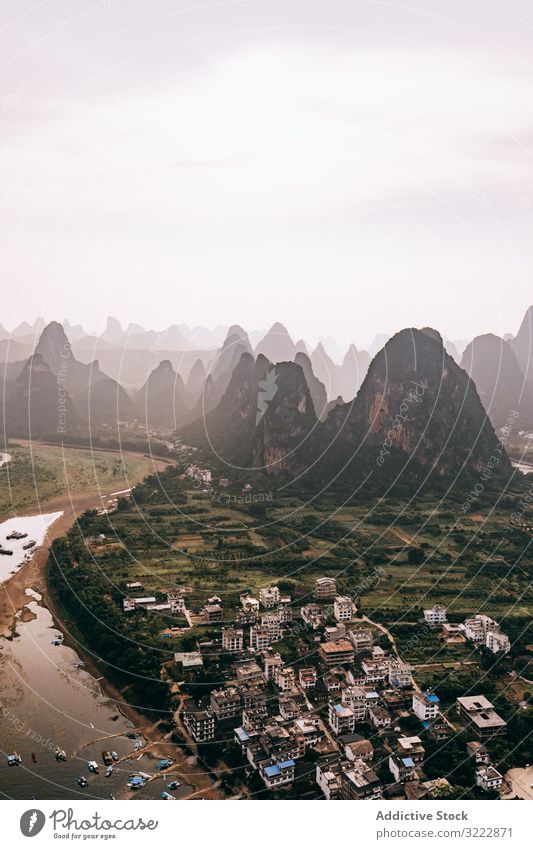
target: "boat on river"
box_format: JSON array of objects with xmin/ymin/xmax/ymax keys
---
[
  {"xmin": 6, "ymin": 531, "xmax": 27, "ymax": 540},
  {"xmin": 0, "ymin": 546, "xmax": 13, "ymax": 556},
  {"xmin": 22, "ymin": 539, "xmax": 37, "ymax": 550}
]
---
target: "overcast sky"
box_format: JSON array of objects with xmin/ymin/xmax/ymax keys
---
[{"xmin": 1, "ymin": 0, "xmax": 533, "ymax": 348}]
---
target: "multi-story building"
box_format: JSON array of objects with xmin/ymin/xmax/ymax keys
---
[
  {"xmin": 344, "ymin": 735, "xmax": 374, "ymax": 764},
  {"xmin": 183, "ymin": 708, "xmax": 215, "ymax": 742},
  {"xmin": 328, "ymin": 702, "xmax": 356, "ymax": 736},
  {"xmin": 235, "ymin": 661, "xmax": 264, "ymax": 686},
  {"xmin": 320, "ymin": 640, "xmax": 355, "ymax": 667},
  {"xmin": 361, "ymin": 657, "xmax": 389, "ymax": 684},
  {"xmin": 423, "ymin": 604, "xmax": 447, "ymax": 625},
  {"xmin": 249, "ymin": 625, "xmax": 272, "ymax": 651},
  {"xmin": 274, "ymin": 665, "xmax": 296, "ymax": 692},
  {"xmin": 368, "ymin": 704, "xmax": 391, "ymax": 729},
  {"xmin": 277, "ymin": 601, "xmax": 293, "ymax": 624},
  {"xmin": 316, "ymin": 759, "xmax": 343, "ymax": 800},
  {"xmin": 388, "ymin": 661, "xmax": 413, "ymax": 689},
  {"xmin": 464, "ymin": 614, "xmax": 499, "ymax": 644},
  {"xmin": 259, "ymin": 758, "xmax": 295, "ymax": 789},
  {"xmin": 259, "ymin": 586, "xmax": 280, "ymax": 609},
  {"xmin": 341, "ymin": 686, "xmax": 368, "ymax": 721},
  {"xmin": 397, "ymin": 736, "xmax": 425, "ymax": 765},
  {"xmin": 261, "ymin": 611, "xmax": 282, "ymax": 641},
  {"xmin": 389, "ymin": 754, "xmax": 417, "ymax": 783},
  {"xmin": 348, "ymin": 628, "xmax": 374, "ymax": 654},
  {"xmin": 412, "ymin": 691, "xmax": 440, "ymax": 721},
  {"xmin": 476, "ymin": 765, "xmax": 503, "ymax": 792},
  {"xmin": 298, "ymin": 667, "xmax": 318, "ymax": 689},
  {"xmin": 222, "ymin": 627, "xmax": 244, "ymax": 653},
  {"xmin": 486, "ymin": 630, "xmax": 511, "ymax": 654},
  {"xmin": 262, "ymin": 651, "xmax": 284, "ymax": 682},
  {"xmin": 314, "ymin": 576, "xmax": 337, "ymax": 602},
  {"xmin": 339, "ymin": 760, "xmax": 382, "ymax": 800},
  {"xmin": 456, "ymin": 695, "xmax": 507, "ymax": 738},
  {"xmin": 210, "ymin": 686, "xmax": 242, "ymax": 721},
  {"xmin": 333, "ymin": 595, "xmax": 357, "ymax": 622},
  {"xmin": 240, "ymin": 593, "xmax": 259, "ymax": 613},
  {"xmin": 203, "ymin": 603, "xmax": 223, "ymax": 623}
]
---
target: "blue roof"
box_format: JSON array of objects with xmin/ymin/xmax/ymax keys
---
[
  {"xmin": 235, "ymin": 727, "xmax": 250, "ymax": 742},
  {"xmin": 422, "ymin": 720, "xmax": 430, "ymax": 728},
  {"xmin": 426, "ymin": 693, "xmax": 439, "ymax": 703},
  {"xmin": 264, "ymin": 764, "xmax": 281, "ymax": 778},
  {"xmin": 278, "ymin": 759, "xmax": 295, "ymax": 769},
  {"xmin": 401, "ymin": 757, "xmax": 415, "ymax": 767}
]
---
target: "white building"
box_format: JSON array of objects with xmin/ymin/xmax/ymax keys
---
[
  {"xmin": 476, "ymin": 765, "xmax": 503, "ymax": 792},
  {"xmin": 412, "ymin": 691, "xmax": 440, "ymax": 721},
  {"xmin": 423, "ymin": 604, "xmax": 447, "ymax": 625},
  {"xmin": 486, "ymin": 630, "xmax": 511, "ymax": 654},
  {"xmin": 328, "ymin": 703, "xmax": 356, "ymax": 736},
  {"xmin": 388, "ymin": 662, "xmax": 413, "ymax": 689},
  {"xmin": 274, "ymin": 666, "xmax": 296, "ymax": 692},
  {"xmin": 333, "ymin": 595, "xmax": 357, "ymax": 622},
  {"xmin": 259, "ymin": 586, "xmax": 280, "ymax": 609},
  {"xmin": 263, "ymin": 651, "xmax": 284, "ymax": 682}
]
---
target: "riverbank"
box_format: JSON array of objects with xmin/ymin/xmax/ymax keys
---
[{"xmin": 0, "ymin": 446, "xmax": 223, "ymax": 798}]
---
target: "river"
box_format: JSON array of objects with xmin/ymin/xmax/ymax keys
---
[{"xmin": 0, "ymin": 516, "xmax": 193, "ymax": 800}]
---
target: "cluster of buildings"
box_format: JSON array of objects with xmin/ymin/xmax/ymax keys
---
[
  {"xmin": 423, "ymin": 605, "xmax": 511, "ymax": 654},
  {"xmin": 163, "ymin": 583, "xmax": 513, "ymax": 798}
]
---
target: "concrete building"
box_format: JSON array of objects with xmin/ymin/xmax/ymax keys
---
[
  {"xmin": 314, "ymin": 576, "xmax": 337, "ymax": 601},
  {"xmin": 274, "ymin": 665, "xmax": 296, "ymax": 692},
  {"xmin": 210, "ymin": 686, "xmax": 241, "ymax": 721},
  {"xmin": 412, "ymin": 691, "xmax": 440, "ymax": 721},
  {"xmin": 348, "ymin": 628, "xmax": 374, "ymax": 654},
  {"xmin": 456, "ymin": 695, "xmax": 507, "ymax": 739},
  {"xmin": 339, "ymin": 760, "xmax": 382, "ymax": 800},
  {"xmin": 222, "ymin": 627, "xmax": 244, "ymax": 653},
  {"xmin": 328, "ymin": 703, "xmax": 356, "ymax": 736},
  {"xmin": 486, "ymin": 630, "xmax": 511, "ymax": 654},
  {"xmin": 476, "ymin": 765, "xmax": 503, "ymax": 792},
  {"xmin": 397, "ymin": 736, "xmax": 425, "ymax": 765},
  {"xmin": 333, "ymin": 595, "xmax": 357, "ymax": 622},
  {"xmin": 389, "ymin": 754, "xmax": 417, "ymax": 783},
  {"xmin": 320, "ymin": 640, "xmax": 355, "ymax": 667},
  {"xmin": 388, "ymin": 661, "xmax": 413, "ymax": 689},
  {"xmin": 259, "ymin": 586, "xmax": 280, "ymax": 608},
  {"xmin": 262, "ymin": 651, "xmax": 284, "ymax": 682},
  {"xmin": 249, "ymin": 625, "xmax": 272, "ymax": 651},
  {"xmin": 183, "ymin": 708, "xmax": 215, "ymax": 742},
  {"xmin": 259, "ymin": 758, "xmax": 295, "ymax": 789},
  {"xmin": 423, "ymin": 604, "xmax": 447, "ymax": 625}
]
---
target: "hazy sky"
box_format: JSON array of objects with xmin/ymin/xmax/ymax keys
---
[{"xmin": 1, "ymin": 0, "xmax": 533, "ymax": 348}]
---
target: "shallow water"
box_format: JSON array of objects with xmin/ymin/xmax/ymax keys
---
[
  {"xmin": 0, "ymin": 597, "xmax": 163, "ymax": 800},
  {"xmin": 0, "ymin": 512, "xmax": 63, "ymax": 583}
]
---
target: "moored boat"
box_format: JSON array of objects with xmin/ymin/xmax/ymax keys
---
[{"xmin": 22, "ymin": 539, "xmax": 37, "ymax": 550}]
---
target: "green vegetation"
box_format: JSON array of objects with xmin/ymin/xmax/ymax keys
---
[{"xmin": 0, "ymin": 441, "xmax": 161, "ymax": 514}]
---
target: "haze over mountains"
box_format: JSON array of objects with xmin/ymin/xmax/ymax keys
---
[{"xmin": 1, "ymin": 309, "xmax": 532, "ymax": 486}]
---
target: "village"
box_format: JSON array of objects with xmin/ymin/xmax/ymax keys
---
[{"xmin": 121, "ymin": 567, "xmax": 526, "ymax": 800}]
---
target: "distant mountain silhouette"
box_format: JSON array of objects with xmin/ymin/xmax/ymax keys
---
[
  {"xmin": 510, "ymin": 305, "xmax": 533, "ymax": 385},
  {"xmin": 255, "ymin": 322, "xmax": 296, "ymax": 363},
  {"xmin": 462, "ymin": 333, "xmax": 533, "ymax": 430},
  {"xmin": 133, "ymin": 359, "xmax": 190, "ymax": 428},
  {"xmin": 3, "ymin": 353, "xmax": 83, "ymax": 437}
]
